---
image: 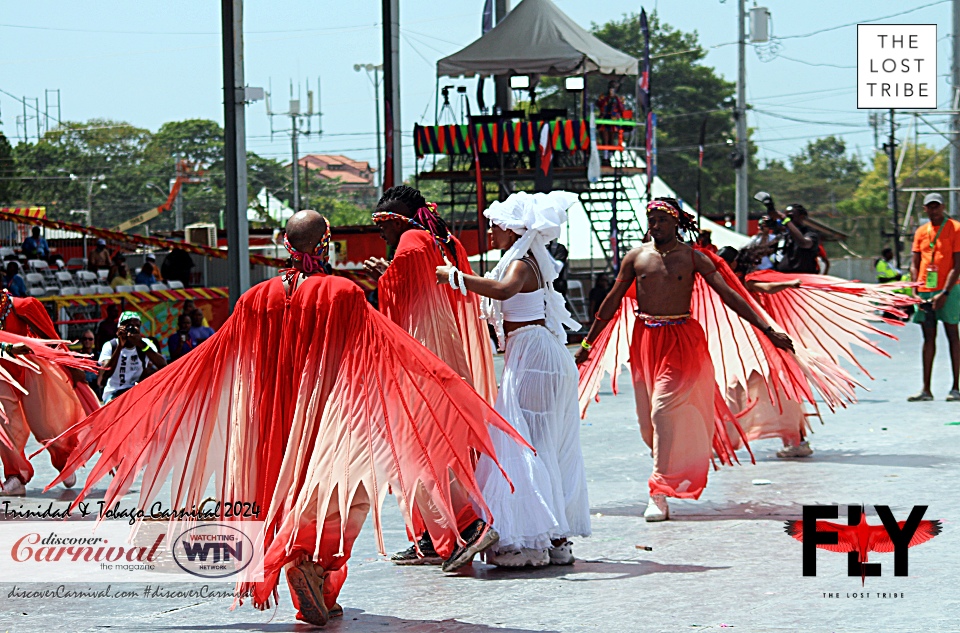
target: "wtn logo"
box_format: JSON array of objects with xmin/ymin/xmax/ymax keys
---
[
  {"xmin": 172, "ymin": 524, "xmax": 255, "ymax": 579},
  {"xmin": 784, "ymin": 505, "xmax": 941, "ymax": 585},
  {"xmin": 180, "ymin": 540, "xmax": 243, "ymax": 564}
]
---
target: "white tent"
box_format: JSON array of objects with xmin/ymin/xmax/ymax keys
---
[
  {"xmin": 470, "ymin": 174, "xmax": 747, "ymax": 267},
  {"xmin": 247, "ymin": 187, "xmax": 293, "ymax": 225},
  {"xmin": 557, "ymin": 174, "xmax": 750, "ymax": 262}
]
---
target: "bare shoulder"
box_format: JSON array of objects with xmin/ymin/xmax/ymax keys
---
[{"xmin": 691, "ymin": 248, "xmax": 718, "ymax": 274}]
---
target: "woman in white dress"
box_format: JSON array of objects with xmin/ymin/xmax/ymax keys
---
[{"xmin": 436, "ymin": 191, "xmax": 590, "ymax": 567}]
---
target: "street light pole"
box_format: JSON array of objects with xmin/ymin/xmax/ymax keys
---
[
  {"xmin": 69, "ymin": 173, "xmax": 103, "ymax": 262},
  {"xmin": 355, "ymin": 63, "xmax": 383, "ymax": 197}
]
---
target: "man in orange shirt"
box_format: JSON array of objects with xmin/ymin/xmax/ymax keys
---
[{"xmin": 908, "ymin": 192, "xmax": 960, "ymax": 402}]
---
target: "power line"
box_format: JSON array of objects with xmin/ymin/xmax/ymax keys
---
[
  {"xmin": 753, "ymin": 109, "xmax": 870, "ymax": 128},
  {"xmin": 773, "ymin": 54, "xmax": 855, "ymax": 70},
  {"xmin": 777, "ymin": 0, "xmax": 950, "ymax": 40}
]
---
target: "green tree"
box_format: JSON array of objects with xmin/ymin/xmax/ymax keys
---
[
  {"xmin": 839, "ymin": 143, "xmax": 947, "ymax": 218},
  {"xmin": 12, "ymin": 120, "xmax": 151, "ymax": 226},
  {"xmin": 753, "ymin": 136, "xmax": 864, "ymax": 217},
  {"xmin": 0, "ymin": 131, "xmax": 14, "ymax": 204}
]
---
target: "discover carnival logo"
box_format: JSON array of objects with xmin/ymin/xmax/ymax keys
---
[{"xmin": 0, "ymin": 520, "xmax": 264, "ymax": 583}]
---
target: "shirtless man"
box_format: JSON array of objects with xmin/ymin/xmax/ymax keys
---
[{"xmin": 575, "ymin": 198, "xmax": 793, "ymax": 520}]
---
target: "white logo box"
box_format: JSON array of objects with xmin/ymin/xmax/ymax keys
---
[
  {"xmin": 857, "ymin": 24, "xmax": 937, "ymax": 109},
  {"xmin": 0, "ymin": 521, "xmax": 264, "ymax": 583}
]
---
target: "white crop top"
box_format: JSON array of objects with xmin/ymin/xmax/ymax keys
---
[{"xmin": 501, "ymin": 257, "xmax": 546, "ymax": 321}]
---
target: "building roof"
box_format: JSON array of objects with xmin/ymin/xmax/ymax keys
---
[
  {"xmin": 298, "ymin": 154, "xmax": 371, "ymax": 172},
  {"xmin": 295, "ymin": 154, "xmax": 374, "ymax": 186}
]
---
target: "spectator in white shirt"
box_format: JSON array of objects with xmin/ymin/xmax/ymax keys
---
[{"xmin": 98, "ymin": 311, "xmax": 167, "ymax": 402}]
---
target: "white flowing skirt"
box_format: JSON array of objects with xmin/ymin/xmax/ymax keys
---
[{"xmin": 477, "ymin": 325, "xmax": 591, "ymax": 551}]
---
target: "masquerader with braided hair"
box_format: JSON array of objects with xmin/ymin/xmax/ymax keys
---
[
  {"xmin": 575, "ymin": 198, "xmax": 795, "ymax": 521},
  {"xmin": 51, "ymin": 211, "xmax": 525, "ymax": 626},
  {"xmin": 364, "ymin": 186, "xmax": 500, "ymax": 571}
]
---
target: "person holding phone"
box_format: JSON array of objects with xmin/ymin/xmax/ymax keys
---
[
  {"xmin": 908, "ymin": 193, "xmax": 960, "ymax": 402},
  {"xmin": 98, "ymin": 311, "xmax": 167, "ymax": 402},
  {"xmin": 166, "ymin": 313, "xmax": 195, "ymax": 361}
]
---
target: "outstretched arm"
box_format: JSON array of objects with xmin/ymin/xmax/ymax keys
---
[
  {"xmin": 696, "ymin": 252, "xmax": 795, "ymax": 352},
  {"xmin": 574, "ymin": 250, "xmax": 639, "ymax": 365},
  {"xmin": 745, "ymin": 278, "xmax": 801, "ymax": 294},
  {"xmin": 435, "ymin": 259, "xmax": 533, "ymax": 301}
]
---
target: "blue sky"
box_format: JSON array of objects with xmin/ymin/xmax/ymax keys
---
[{"xmin": 0, "ymin": 0, "xmax": 953, "ymax": 179}]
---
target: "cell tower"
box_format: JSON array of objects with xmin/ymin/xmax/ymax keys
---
[{"xmin": 265, "ymin": 78, "xmax": 323, "ymax": 212}]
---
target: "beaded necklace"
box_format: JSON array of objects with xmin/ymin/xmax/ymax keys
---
[{"xmin": 0, "ymin": 290, "xmax": 12, "ymax": 330}]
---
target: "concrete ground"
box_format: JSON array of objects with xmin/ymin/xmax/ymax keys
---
[{"xmin": 2, "ymin": 323, "xmax": 958, "ymax": 632}]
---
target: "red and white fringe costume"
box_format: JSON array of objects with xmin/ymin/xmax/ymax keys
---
[
  {"xmin": 578, "ymin": 249, "xmax": 863, "ymax": 498},
  {"xmin": 0, "ymin": 293, "xmax": 99, "ymax": 491},
  {"xmin": 376, "ymin": 225, "xmax": 498, "ymax": 557},
  {"xmin": 726, "ymin": 270, "xmax": 916, "ymax": 448},
  {"xmin": 47, "ymin": 271, "xmax": 525, "ymax": 611}
]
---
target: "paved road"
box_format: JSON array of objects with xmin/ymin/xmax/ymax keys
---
[{"xmin": 2, "ymin": 323, "xmax": 958, "ymax": 632}]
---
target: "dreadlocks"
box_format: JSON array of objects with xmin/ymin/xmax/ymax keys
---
[
  {"xmin": 377, "ymin": 185, "xmax": 459, "ymax": 266},
  {"xmin": 650, "ymin": 197, "xmax": 699, "ymax": 240},
  {"xmin": 377, "ymin": 185, "xmax": 427, "ymax": 217}
]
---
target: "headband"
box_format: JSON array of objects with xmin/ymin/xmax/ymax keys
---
[
  {"xmin": 283, "ymin": 219, "xmax": 331, "ymax": 274},
  {"xmin": 372, "ymin": 202, "xmax": 454, "ymax": 248},
  {"xmin": 646, "ymin": 200, "xmax": 680, "ymax": 219}
]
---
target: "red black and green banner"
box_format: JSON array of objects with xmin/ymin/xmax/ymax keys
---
[{"xmin": 414, "ymin": 119, "xmax": 591, "ymax": 157}]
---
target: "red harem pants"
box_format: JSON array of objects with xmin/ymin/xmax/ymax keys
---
[
  {"xmin": 262, "ymin": 486, "xmax": 370, "ymax": 612},
  {"xmin": 629, "ymin": 318, "xmax": 716, "ymax": 499}
]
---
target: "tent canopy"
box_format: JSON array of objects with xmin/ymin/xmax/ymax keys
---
[{"xmin": 437, "ymin": 0, "xmax": 638, "ymax": 78}]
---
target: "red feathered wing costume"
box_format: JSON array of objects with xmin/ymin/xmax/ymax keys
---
[
  {"xmin": 48, "ymin": 273, "xmax": 525, "ymax": 610},
  {"xmin": 577, "ymin": 249, "xmax": 866, "ymax": 497},
  {"xmin": 378, "ymin": 230, "xmax": 497, "ymax": 403},
  {"xmin": 376, "ymin": 229, "xmax": 498, "ymax": 555},
  {"xmin": 721, "ymin": 270, "xmax": 916, "ymax": 446},
  {"xmin": 0, "ymin": 294, "xmax": 99, "ymax": 488}
]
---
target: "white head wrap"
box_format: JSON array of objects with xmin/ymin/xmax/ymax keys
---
[{"xmin": 481, "ymin": 190, "xmax": 581, "ymax": 349}]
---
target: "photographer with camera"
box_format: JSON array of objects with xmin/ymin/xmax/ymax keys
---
[
  {"xmin": 166, "ymin": 313, "xmax": 196, "ymax": 362},
  {"xmin": 907, "ymin": 193, "xmax": 960, "ymax": 402},
  {"xmin": 753, "ymin": 192, "xmax": 821, "ymax": 274},
  {"xmin": 98, "ymin": 311, "xmax": 167, "ymax": 403}
]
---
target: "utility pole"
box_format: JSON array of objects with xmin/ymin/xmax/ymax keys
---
[
  {"xmin": 264, "ymin": 82, "xmax": 319, "ymax": 212},
  {"xmin": 951, "ymin": 0, "xmax": 960, "ymax": 217},
  {"xmin": 173, "ymin": 158, "xmax": 184, "ymax": 231},
  {"xmin": 291, "ymin": 106, "xmax": 300, "ymax": 211},
  {"xmin": 382, "ymin": 0, "xmax": 402, "ymax": 189},
  {"xmin": 734, "ymin": 0, "xmax": 749, "ymax": 235},
  {"xmin": 221, "ymin": 0, "xmax": 251, "ymax": 307},
  {"xmin": 494, "ymin": 0, "xmax": 511, "ymax": 113},
  {"xmin": 885, "ymin": 109, "xmax": 901, "ymax": 269}
]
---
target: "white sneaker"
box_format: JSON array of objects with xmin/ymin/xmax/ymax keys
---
[
  {"xmin": 486, "ymin": 547, "xmax": 549, "ymax": 567},
  {"xmin": 644, "ymin": 494, "xmax": 669, "ymax": 522},
  {"xmin": 1, "ymin": 476, "xmax": 26, "ymax": 496},
  {"xmin": 62, "ymin": 473, "xmax": 77, "ymax": 489},
  {"xmin": 548, "ymin": 541, "xmax": 575, "ymax": 565},
  {"xmin": 777, "ymin": 441, "xmax": 814, "ymax": 458}
]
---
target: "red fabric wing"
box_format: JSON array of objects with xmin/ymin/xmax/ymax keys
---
[
  {"xmin": 378, "ymin": 230, "xmax": 497, "ymax": 403},
  {"xmin": 47, "ymin": 274, "xmax": 524, "ymax": 605}
]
